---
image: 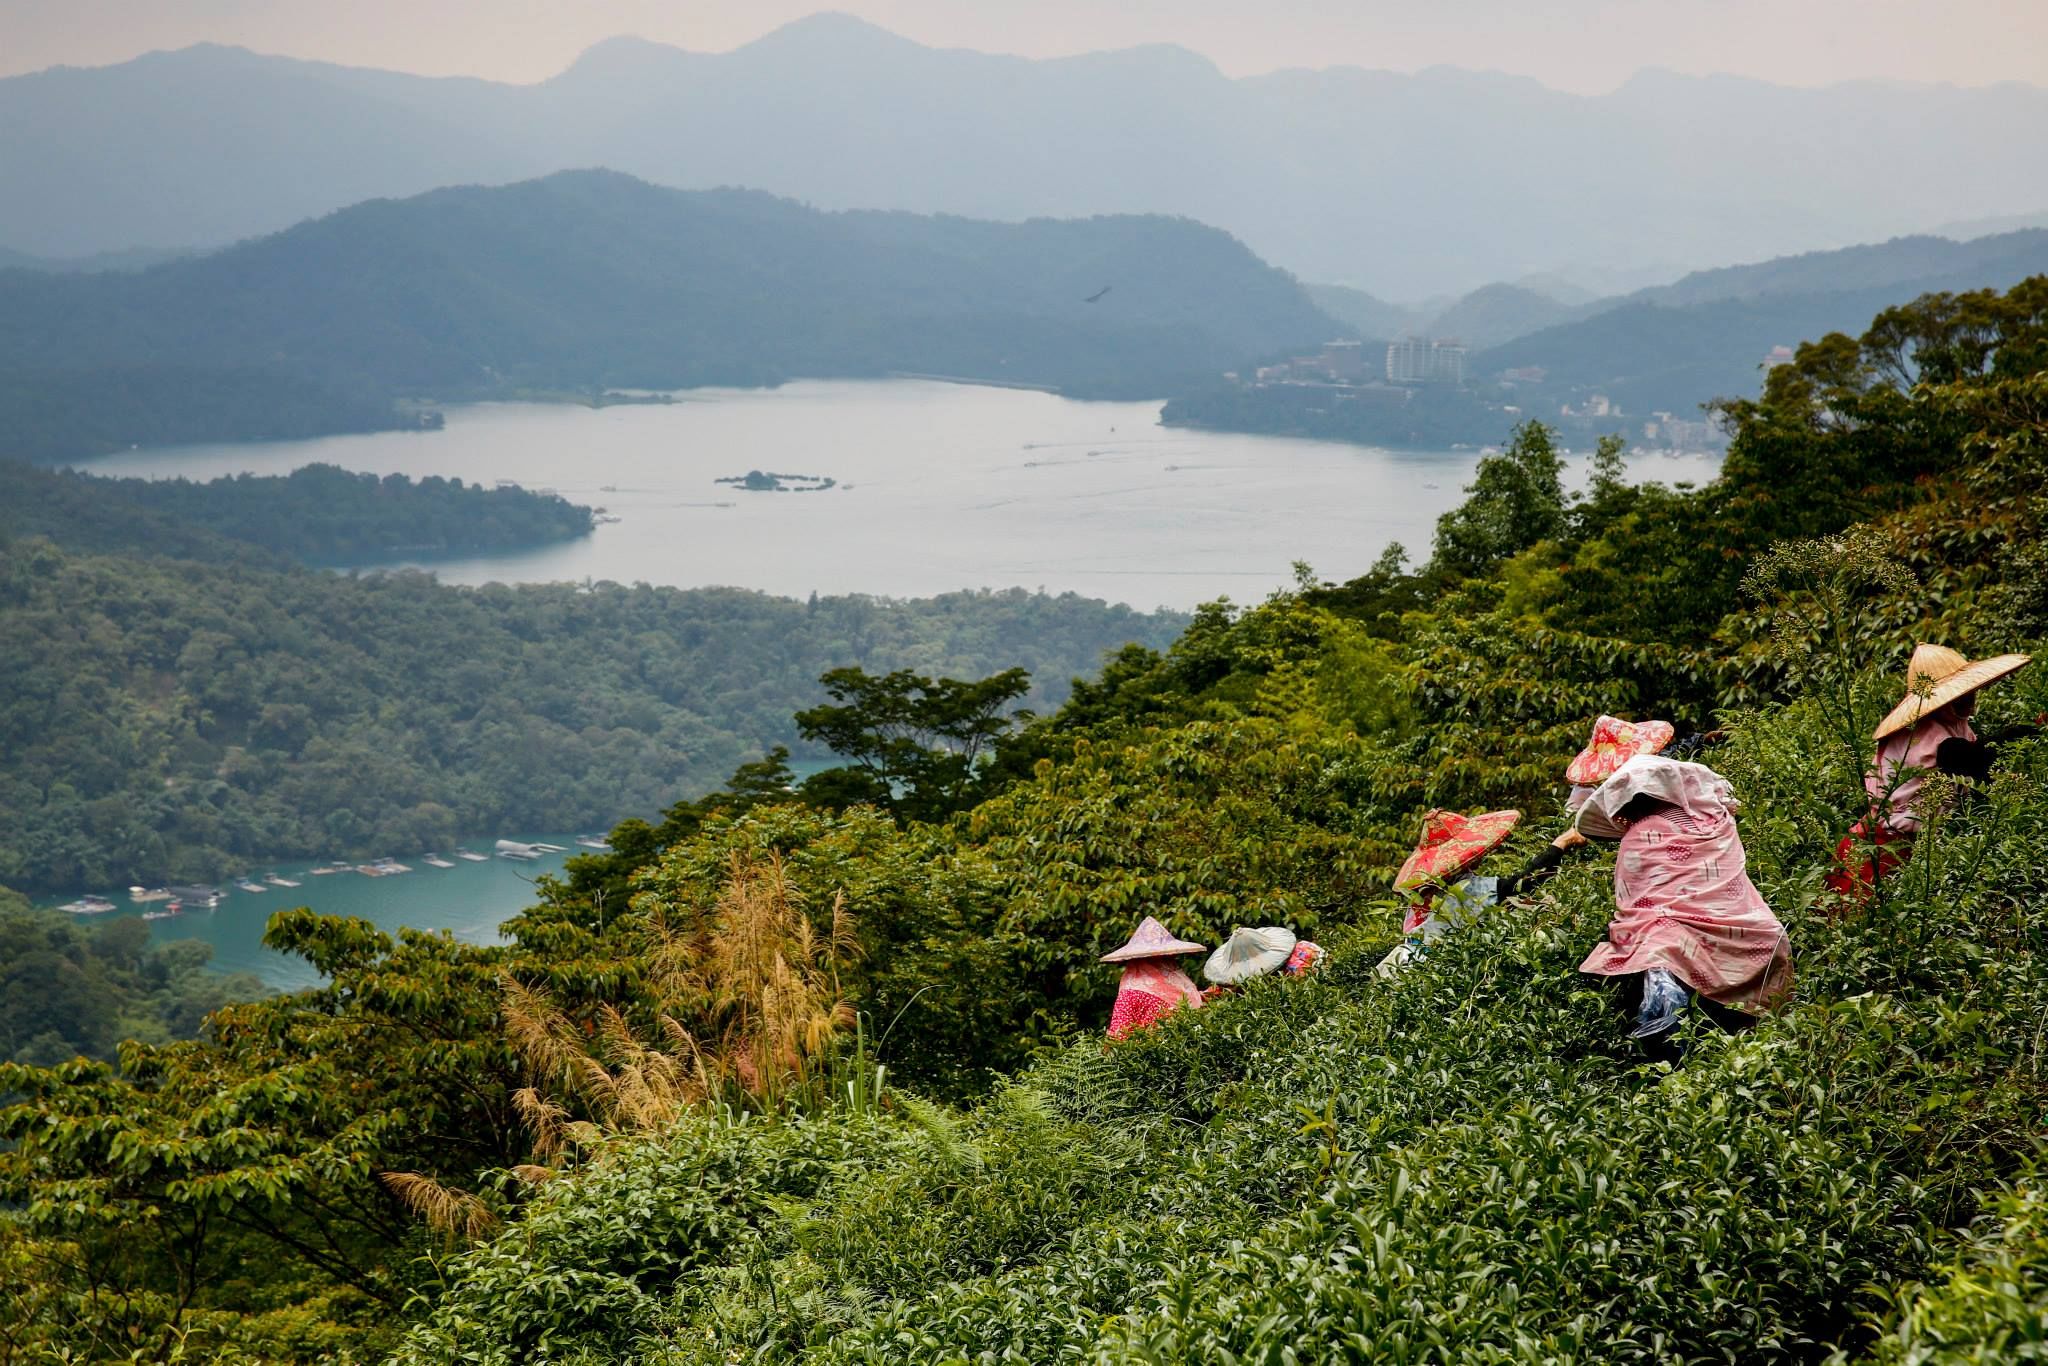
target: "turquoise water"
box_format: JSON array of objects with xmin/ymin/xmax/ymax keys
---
[{"xmin": 38, "ymin": 837, "xmax": 585, "ymax": 991}]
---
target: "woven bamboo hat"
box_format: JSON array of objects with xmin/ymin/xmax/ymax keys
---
[
  {"xmin": 1393, "ymin": 809, "xmax": 1521, "ymax": 892},
  {"xmin": 1565, "ymin": 715, "xmax": 1676, "ymax": 787},
  {"xmin": 1204, "ymin": 926, "xmax": 1298, "ymax": 985},
  {"xmin": 1100, "ymin": 915, "xmax": 1207, "ymax": 963},
  {"xmin": 1873, "ymin": 644, "xmax": 2031, "ymax": 741}
]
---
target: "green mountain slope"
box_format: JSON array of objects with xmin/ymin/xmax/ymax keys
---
[
  {"xmin": 1480, "ymin": 258, "xmax": 2048, "ymax": 415},
  {"xmin": 1, "ymin": 461, "xmax": 593, "ymax": 565},
  {"xmin": 0, "ymin": 536, "xmax": 1185, "ymax": 896},
  {"xmin": 1303, "ymin": 282, "xmax": 1418, "ymax": 340},
  {"xmin": 1423, "ymin": 280, "xmax": 1584, "ymax": 348},
  {"xmin": 0, "ymin": 171, "xmax": 1339, "ymax": 460}
]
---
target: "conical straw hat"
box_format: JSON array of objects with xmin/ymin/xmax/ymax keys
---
[
  {"xmin": 1393, "ymin": 809, "xmax": 1521, "ymax": 892},
  {"xmin": 1873, "ymin": 644, "xmax": 2031, "ymax": 740},
  {"xmin": 1565, "ymin": 715, "xmax": 1676, "ymax": 786},
  {"xmin": 1100, "ymin": 915, "xmax": 1208, "ymax": 963},
  {"xmin": 1204, "ymin": 925, "xmax": 1298, "ymax": 984}
]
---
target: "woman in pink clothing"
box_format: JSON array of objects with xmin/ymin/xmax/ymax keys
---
[
  {"xmin": 1827, "ymin": 644, "xmax": 2033, "ymax": 899},
  {"xmin": 1100, "ymin": 916, "xmax": 1208, "ymax": 1042},
  {"xmin": 1575, "ymin": 754, "xmax": 1793, "ymax": 1050}
]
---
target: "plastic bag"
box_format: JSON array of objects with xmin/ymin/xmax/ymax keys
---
[{"xmin": 1631, "ymin": 967, "xmax": 1688, "ymax": 1039}]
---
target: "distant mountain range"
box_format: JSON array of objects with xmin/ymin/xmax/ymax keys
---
[
  {"xmin": 4, "ymin": 15, "xmax": 2045, "ymax": 296},
  {"xmin": 0, "ymin": 170, "xmax": 1337, "ymax": 460},
  {"xmin": 1319, "ymin": 228, "xmax": 2048, "ymax": 373},
  {"xmin": 0, "ymin": 245, "xmax": 197, "ymax": 273},
  {"xmin": 1477, "ymin": 229, "xmax": 2048, "ymax": 415},
  {"xmin": 1166, "ymin": 228, "xmax": 2048, "ymax": 449}
]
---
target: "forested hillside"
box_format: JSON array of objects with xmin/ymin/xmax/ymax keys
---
[
  {"xmin": 0, "ymin": 171, "xmax": 1338, "ymax": 459},
  {"xmin": 3, "ymin": 280, "xmax": 2043, "ymax": 1361},
  {"xmin": 0, "ymin": 898, "xmax": 264, "ymax": 1067},
  {"xmin": 2, "ymin": 461, "xmax": 593, "ymax": 564},
  {"xmin": 0, "ymin": 539, "xmax": 1183, "ymax": 895}
]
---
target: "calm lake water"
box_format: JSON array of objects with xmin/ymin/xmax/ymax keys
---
[
  {"xmin": 73, "ymin": 379, "xmax": 1722, "ymax": 611},
  {"xmin": 38, "ymin": 839, "xmax": 580, "ymax": 991}
]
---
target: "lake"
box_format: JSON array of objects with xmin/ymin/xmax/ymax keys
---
[
  {"xmin": 72, "ymin": 379, "xmax": 1722, "ymax": 611},
  {"xmin": 38, "ymin": 839, "xmax": 582, "ymax": 991}
]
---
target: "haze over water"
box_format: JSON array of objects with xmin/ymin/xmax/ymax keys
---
[{"xmin": 76, "ymin": 379, "xmax": 1721, "ymax": 611}]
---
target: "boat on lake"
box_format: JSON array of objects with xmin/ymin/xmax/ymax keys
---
[
  {"xmin": 61, "ymin": 895, "xmax": 118, "ymax": 915},
  {"xmin": 265, "ymin": 873, "xmax": 302, "ymax": 888},
  {"xmin": 422, "ymin": 854, "xmax": 457, "ymax": 869},
  {"xmin": 453, "ymin": 849, "xmax": 489, "ymax": 862},
  {"xmin": 236, "ymin": 879, "xmax": 268, "ymax": 894},
  {"xmin": 142, "ymin": 901, "xmax": 184, "ymax": 921},
  {"xmin": 357, "ymin": 859, "xmax": 412, "ymax": 877},
  {"xmin": 129, "ymin": 885, "xmax": 173, "ymax": 903},
  {"xmin": 575, "ymin": 835, "xmax": 613, "ymax": 851},
  {"xmin": 309, "ymin": 861, "xmax": 353, "ymax": 876},
  {"xmin": 168, "ymin": 885, "xmax": 223, "ymax": 909}
]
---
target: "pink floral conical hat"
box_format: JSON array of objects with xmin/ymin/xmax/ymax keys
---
[
  {"xmin": 1393, "ymin": 809, "xmax": 1521, "ymax": 892},
  {"xmin": 1100, "ymin": 915, "xmax": 1207, "ymax": 963},
  {"xmin": 1565, "ymin": 715, "xmax": 1676, "ymax": 787}
]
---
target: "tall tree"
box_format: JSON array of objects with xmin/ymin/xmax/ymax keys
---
[{"xmin": 795, "ymin": 666, "xmax": 1032, "ymax": 822}]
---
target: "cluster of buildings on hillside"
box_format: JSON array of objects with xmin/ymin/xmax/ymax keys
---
[
  {"xmin": 1250, "ymin": 336, "xmax": 1470, "ymax": 389},
  {"xmin": 1641, "ymin": 411, "xmax": 1724, "ymax": 450}
]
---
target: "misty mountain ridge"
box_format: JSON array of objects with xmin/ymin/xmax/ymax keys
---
[
  {"xmin": 4, "ymin": 13, "xmax": 2044, "ymax": 295},
  {"xmin": 1319, "ymin": 228, "xmax": 2048, "ymax": 357},
  {"xmin": 0, "ymin": 169, "xmax": 1338, "ymax": 460},
  {"xmin": 1473, "ymin": 228, "xmax": 2048, "ymax": 416}
]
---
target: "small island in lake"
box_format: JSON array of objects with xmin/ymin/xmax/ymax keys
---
[{"xmin": 716, "ymin": 470, "xmax": 838, "ymax": 493}]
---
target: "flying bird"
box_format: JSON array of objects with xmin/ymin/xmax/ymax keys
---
[{"xmin": 1083, "ymin": 286, "xmax": 1112, "ymax": 304}]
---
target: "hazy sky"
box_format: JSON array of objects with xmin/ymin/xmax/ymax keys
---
[{"xmin": 1, "ymin": 0, "xmax": 2043, "ymax": 92}]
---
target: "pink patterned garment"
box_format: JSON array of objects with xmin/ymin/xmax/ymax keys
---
[
  {"xmin": 1576, "ymin": 756, "xmax": 1792, "ymax": 1014},
  {"xmin": 1868, "ymin": 709, "xmax": 1975, "ymax": 833},
  {"xmin": 1107, "ymin": 960, "xmax": 1205, "ymax": 1041}
]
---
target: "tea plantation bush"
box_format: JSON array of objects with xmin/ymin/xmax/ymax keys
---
[{"xmin": 383, "ymin": 698, "xmax": 2048, "ymax": 1364}]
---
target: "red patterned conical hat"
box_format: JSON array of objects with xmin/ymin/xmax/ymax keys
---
[
  {"xmin": 1393, "ymin": 809, "xmax": 1521, "ymax": 892},
  {"xmin": 1565, "ymin": 715, "xmax": 1676, "ymax": 787}
]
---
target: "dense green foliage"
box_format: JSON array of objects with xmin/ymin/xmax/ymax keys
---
[
  {"xmin": 3, "ymin": 279, "xmax": 2047, "ymax": 1362},
  {"xmin": 0, "ymin": 171, "xmax": 1338, "ymax": 460},
  {"xmin": 0, "ymin": 542, "xmax": 1182, "ymax": 895},
  {"xmin": 0, "ymin": 903, "xmax": 264, "ymax": 1067},
  {"xmin": 2, "ymin": 461, "xmax": 592, "ymax": 565}
]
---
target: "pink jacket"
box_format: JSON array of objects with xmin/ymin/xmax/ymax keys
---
[{"xmin": 1576, "ymin": 757, "xmax": 1792, "ymax": 1014}]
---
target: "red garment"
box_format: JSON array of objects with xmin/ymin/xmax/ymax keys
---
[
  {"xmin": 1107, "ymin": 960, "xmax": 1204, "ymax": 1041},
  {"xmin": 1824, "ymin": 820, "xmax": 1911, "ymax": 902},
  {"xmin": 1576, "ymin": 757, "xmax": 1792, "ymax": 1015}
]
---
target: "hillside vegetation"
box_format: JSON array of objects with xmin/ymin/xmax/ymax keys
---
[
  {"xmin": 0, "ymin": 896, "xmax": 265, "ymax": 1067},
  {"xmin": 0, "ymin": 542, "xmax": 1183, "ymax": 895},
  {"xmin": 3, "ymin": 280, "xmax": 2047, "ymax": 1361},
  {"xmin": 0, "ymin": 171, "xmax": 1337, "ymax": 459},
  {"xmin": 2, "ymin": 461, "xmax": 594, "ymax": 565}
]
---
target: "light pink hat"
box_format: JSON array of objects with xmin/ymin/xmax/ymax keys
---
[{"xmin": 1100, "ymin": 915, "xmax": 1208, "ymax": 963}]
